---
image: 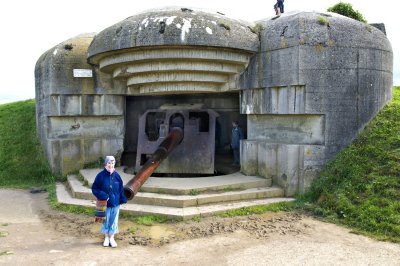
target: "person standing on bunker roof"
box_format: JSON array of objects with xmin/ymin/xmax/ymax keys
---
[
  {"xmin": 274, "ymin": 0, "xmax": 284, "ymax": 16},
  {"xmin": 92, "ymin": 156, "xmax": 127, "ymax": 248},
  {"xmin": 231, "ymin": 121, "xmax": 244, "ymax": 166}
]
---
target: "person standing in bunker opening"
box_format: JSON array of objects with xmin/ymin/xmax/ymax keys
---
[
  {"xmin": 231, "ymin": 121, "xmax": 244, "ymax": 166},
  {"xmin": 92, "ymin": 156, "xmax": 127, "ymax": 248},
  {"xmin": 274, "ymin": 0, "xmax": 284, "ymax": 15}
]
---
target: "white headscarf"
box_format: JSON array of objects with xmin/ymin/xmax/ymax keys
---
[{"xmin": 104, "ymin": 156, "xmax": 115, "ymax": 165}]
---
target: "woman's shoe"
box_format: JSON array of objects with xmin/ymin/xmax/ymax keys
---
[
  {"xmin": 110, "ymin": 237, "xmax": 117, "ymax": 248},
  {"xmin": 103, "ymin": 236, "xmax": 110, "ymax": 247}
]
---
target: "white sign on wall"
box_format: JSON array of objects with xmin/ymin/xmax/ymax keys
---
[{"xmin": 73, "ymin": 69, "xmax": 93, "ymax": 78}]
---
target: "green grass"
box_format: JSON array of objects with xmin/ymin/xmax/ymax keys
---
[
  {"xmin": 302, "ymin": 86, "xmax": 400, "ymax": 242},
  {"xmin": 223, "ymin": 186, "xmax": 243, "ymax": 192},
  {"xmin": 0, "ymin": 251, "xmax": 13, "ymax": 256},
  {"xmin": 46, "ymin": 184, "xmax": 94, "ymax": 216},
  {"xmin": 191, "ymin": 215, "xmax": 202, "ymax": 222},
  {"xmin": 133, "ymin": 215, "xmax": 170, "ymax": 226},
  {"xmin": 189, "ymin": 189, "xmax": 200, "ymax": 196},
  {"xmin": 0, "ymin": 99, "xmax": 58, "ymax": 188},
  {"xmin": 218, "ymin": 201, "xmax": 297, "ymax": 218},
  {"xmin": 317, "ymin": 15, "xmax": 329, "ymax": 26}
]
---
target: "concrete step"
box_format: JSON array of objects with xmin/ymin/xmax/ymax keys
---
[
  {"xmin": 67, "ymin": 175, "xmax": 284, "ymax": 208},
  {"xmin": 57, "ymin": 182, "xmax": 294, "ymax": 220},
  {"xmin": 80, "ymin": 167, "xmax": 272, "ymax": 195}
]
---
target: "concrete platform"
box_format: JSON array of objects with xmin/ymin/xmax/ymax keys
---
[
  {"xmin": 67, "ymin": 175, "xmax": 284, "ymax": 207},
  {"xmin": 80, "ymin": 167, "xmax": 272, "ymax": 195},
  {"xmin": 57, "ymin": 183, "xmax": 294, "ymax": 220}
]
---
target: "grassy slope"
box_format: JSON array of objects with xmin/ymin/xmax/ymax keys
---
[
  {"xmin": 304, "ymin": 87, "xmax": 400, "ymax": 242},
  {"xmin": 0, "ymin": 99, "xmax": 56, "ymax": 188}
]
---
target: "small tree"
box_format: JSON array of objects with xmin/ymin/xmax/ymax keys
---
[{"xmin": 327, "ymin": 2, "xmax": 367, "ymax": 23}]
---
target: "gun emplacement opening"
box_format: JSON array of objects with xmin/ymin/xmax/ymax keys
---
[{"xmin": 123, "ymin": 105, "xmax": 219, "ymax": 200}]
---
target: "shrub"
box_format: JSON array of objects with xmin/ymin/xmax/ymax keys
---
[{"xmin": 327, "ymin": 2, "xmax": 367, "ymax": 23}]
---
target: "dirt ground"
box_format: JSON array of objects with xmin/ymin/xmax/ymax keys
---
[{"xmin": 0, "ymin": 189, "xmax": 399, "ymax": 265}]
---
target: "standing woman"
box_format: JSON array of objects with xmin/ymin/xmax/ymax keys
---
[{"xmin": 92, "ymin": 156, "xmax": 127, "ymax": 248}]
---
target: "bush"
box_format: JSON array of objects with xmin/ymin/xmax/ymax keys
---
[{"xmin": 327, "ymin": 2, "xmax": 367, "ymax": 23}]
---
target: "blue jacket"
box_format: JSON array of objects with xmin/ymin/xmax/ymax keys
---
[
  {"xmin": 231, "ymin": 126, "xmax": 244, "ymax": 149},
  {"xmin": 92, "ymin": 168, "xmax": 128, "ymax": 207}
]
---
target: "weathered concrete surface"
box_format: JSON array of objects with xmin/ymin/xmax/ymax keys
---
[
  {"xmin": 57, "ymin": 182, "xmax": 290, "ymax": 219},
  {"xmin": 86, "ymin": 7, "xmax": 259, "ymax": 96},
  {"xmin": 89, "ymin": 47, "xmax": 254, "ymax": 95},
  {"xmin": 87, "ymin": 7, "xmax": 259, "ymax": 58},
  {"xmin": 65, "ymin": 172, "xmax": 283, "ymax": 213},
  {"xmin": 35, "ymin": 34, "xmax": 124, "ymax": 174},
  {"xmin": 240, "ymin": 11, "xmax": 393, "ymax": 195},
  {"xmin": 35, "ymin": 8, "xmax": 393, "ymax": 197}
]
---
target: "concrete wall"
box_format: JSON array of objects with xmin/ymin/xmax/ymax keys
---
[
  {"xmin": 35, "ymin": 34, "xmax": 125, "ymax": 175},
  {"xmin": 240, "ymin": 12, "xmax": 393, "ymax": 195}
]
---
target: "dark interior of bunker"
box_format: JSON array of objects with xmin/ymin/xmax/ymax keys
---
[{"xmin": 122, "ymin": 92, "xmax": 247, "ymax": 176}]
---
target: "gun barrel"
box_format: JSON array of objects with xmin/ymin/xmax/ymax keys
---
[{"xmin": 124, "ymin": 127, "xmax": 183, "ymax": 200}]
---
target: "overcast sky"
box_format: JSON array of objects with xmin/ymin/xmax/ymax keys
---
[{"xmin": 0, "ymin": 0, "xmax": 398, "ymax": 104}]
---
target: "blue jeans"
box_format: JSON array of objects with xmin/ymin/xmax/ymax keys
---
[
  {"xmin": 274, "ymin": 1, "xmax": 284, "ymax": 13},
  {"xmin": 101, "ymin": 205, "xmax": 120, "ymax": 235}
]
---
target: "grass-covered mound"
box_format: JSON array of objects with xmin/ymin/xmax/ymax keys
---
[
  {"xmin": 0, "ymin": 99, "xmax": 56, "ymax": 188},
  {"xmin": 305, "ymin": 87, "xmax": 400, "ymax": 242}
]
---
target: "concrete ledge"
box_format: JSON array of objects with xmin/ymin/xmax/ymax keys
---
[
  {"xmin": 67, "ymin": 175, "xmax": 94, "ymax": 200},
  {"xmin": 57, "ymin": 183, "xmax": 294, "ymax": 220},
  {"xmin": 80, "ymin": 168, "xmax": 272, "ymax": 195},
  {"xmin": 99, "ymin": 48, "xmax": 251, "ymax": 72},
  {"xmin": 113, "ymin": 62, "xmax": 240, "ymax": 78},
  {"xmin": 57, "ymin": 182, "xmax": 96, "ymax": 208}
]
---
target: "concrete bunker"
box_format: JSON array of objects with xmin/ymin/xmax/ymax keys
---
[{"xmin": 35, "ymin": 8, "xmax": 393, "ymax": 196}]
